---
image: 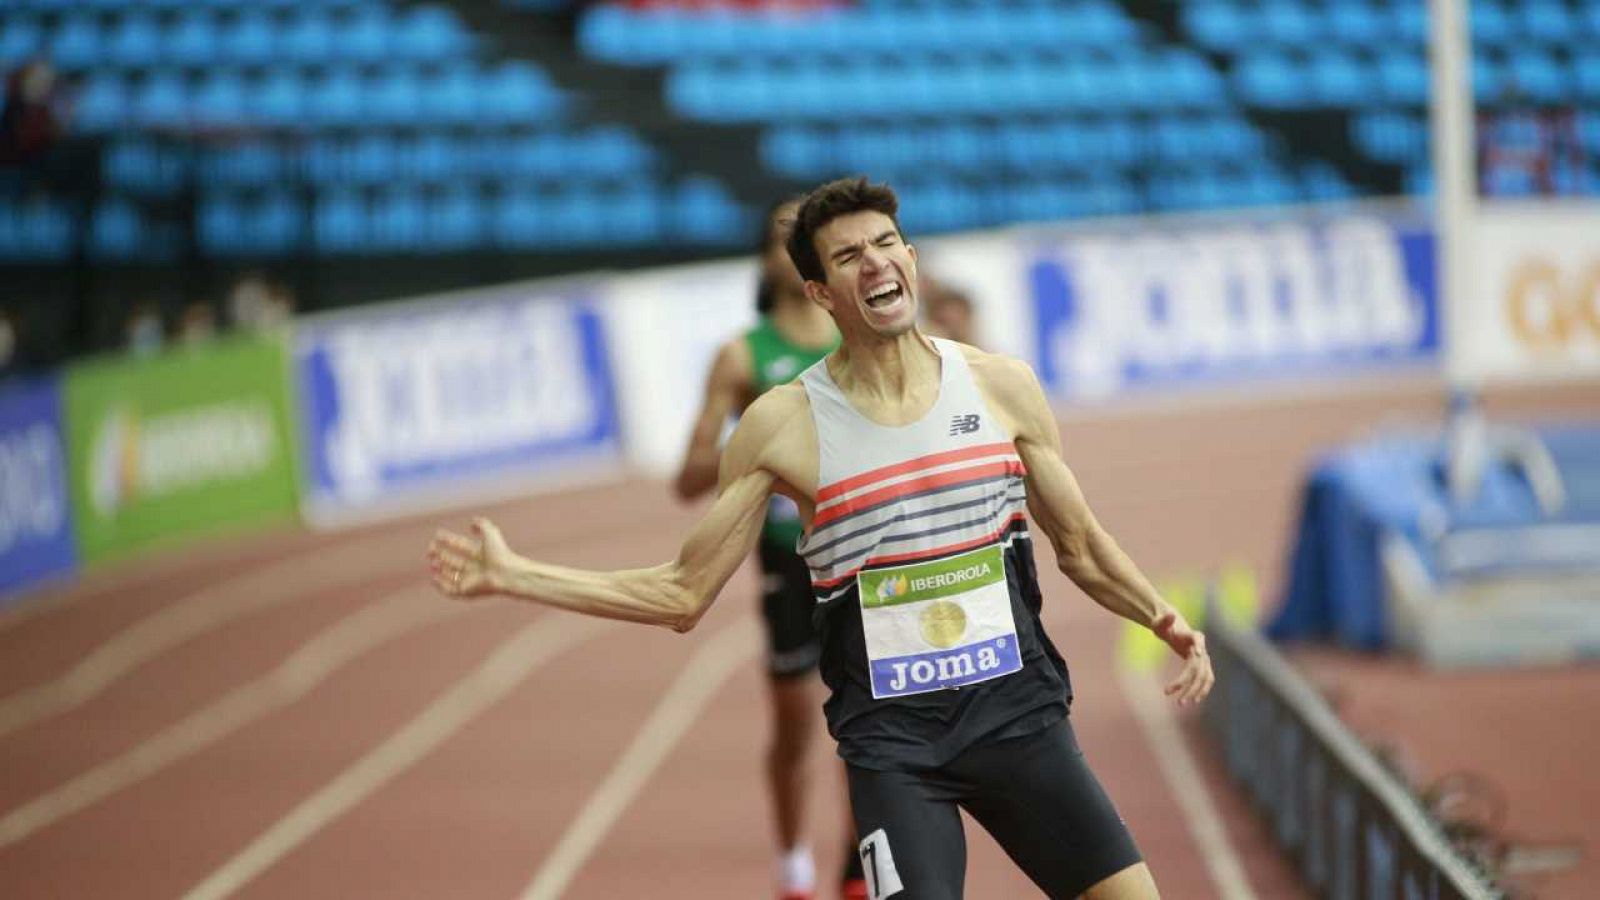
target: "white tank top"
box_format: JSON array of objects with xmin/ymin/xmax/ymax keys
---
[
  {"xmin": 797, "ymin": 338, "xmax": 1030, "ymax": 600},
  {"xmin": 797, "ymin": 338, "xmax": 1035, "ymax": 700}
]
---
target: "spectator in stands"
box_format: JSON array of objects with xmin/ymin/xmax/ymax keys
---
[
  {"xmin": 176, "ymin": 301, "xmax": 219, "ymax": 347},
  {"xmin": 122, "ymin": 300, "xmax": 165, "ymax": 358},
  {"xmin": 1478, "ymin": 79, "xmax": 1586, "ymax": 197},
  {"xmin": 0, "ymin": 305, "xmax": 22, "ymax": 380},
  {"xmin": 227, "ymin": 271, "xmax": 298, "ymax": 332},
  {"xmin": 0, "ymin": 60, "xmax": 63, "ymax": 170}
]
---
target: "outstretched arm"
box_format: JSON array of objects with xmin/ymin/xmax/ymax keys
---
[
  {"xmin": 429, "ymin": 397, "xmax": 779, "ymax": 633},
  {"xmin": 674, "ymin": 339, "xmax": 752, "ymax": 501},
  {"xmin": 978, "ymin": 354, "xmax": 1213, "ymax": 705}
]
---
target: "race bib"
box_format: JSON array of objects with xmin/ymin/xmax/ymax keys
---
[{"xmin": 857, "ymin": 544, "xmax": 1023, "ymax": 699}]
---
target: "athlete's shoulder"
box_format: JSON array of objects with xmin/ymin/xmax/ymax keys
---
[
  {"xmin": 721, "ymin": 380, "xmax": 816, "ymax": 487},
  {"xmin": 955, "ymin": 343, "xmax": 1042, "ymax": 396},
  {"xmin": 955, "ymin": 344, "xmax": 1051, "ymax": 440},
  {"xmin": 708, "ymin": 332, "xmax": 756, "ymax": 387}
]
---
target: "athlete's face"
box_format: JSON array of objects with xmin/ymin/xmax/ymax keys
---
[
  {"xmin": 806, "ymin": 211, "xmax": 918, "ymax": 338},
  {"xmin": 763, "ymin": 202, "xmax": 804, "ymax": 297}
]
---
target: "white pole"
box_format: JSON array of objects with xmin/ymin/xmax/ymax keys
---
[{"xmin": 1428, "ymin": 0, "xmax": 1478, "ymax": 387}]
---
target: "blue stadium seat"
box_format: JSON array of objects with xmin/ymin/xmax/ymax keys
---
[
  {"xmin": 1309, "ymin": 49, "xmax": 1371, "ymax": 108},
  {"xmin": 207, "ymin": 142, "xmax": 286, "ymax": 187},
  {"xmin": 1184, "ymin": 2, "xmax": 1251, "ymax": 51},
  {"xmin": 1471, "ymin": 0, "xmax": 1514, "ymax": 47},
  {"xmin": 349, "ymin": 135, "xmax": 401, "ymax": 185},
  {"xmin": 255, "ymin": 69, "xmax": 304, "ymax": 126},
  {"xmin": 403, "ymin": 134, "xmax": 460, "ymax": 184},
  {"xmin": 395, "ymin": 5, "xmax": 471, "ymax": 62},
  {"xmin": 423, "ymin": 66, "xmax": 481, "ymax": 124},
  {"xmin": 91, "ymin": 199, "xmax": 143, "ymax": 260},
  {"xmin": 165, "ymin": 12, "xmax": 218, "ymax": 67},
  {"xmin": 367, "ymin": 68, "xmax": 422, "ymax": 124},
  {"xmin": 1579, "ymin": 52, "xmax": 1600, "ymax": 100},
  {"xmin": 370, "ymin": 188, "xmax": 425, "ymax": 251},
  {"xmin": 109, "ymin": 15, "xmax": 166, "ymax": 67},
  {"xmin": 220, "ymin": 13, "xmax": 276, "ymax": 66},
  {"xmin": 73, "ymin": 76, "xmax": 129, "ymax": 132},
  {"xmin": 607, "ymin": 182, "xmax": 663, "ymax": 244},
  {"xmin": 49, "ymin": 16, "xmax": 103, "ymax": 70},
  {"xmin": 1, "ymin": 18, "xmax": 43, "ymax": 67},
  {"xmin": 1519, "ymin": 0, "xmax": 1573, "ymax": 45},
  {"xmin": 672, "ymin": 176, "xmax": 742, "ymax": 244},
  {"xmin": 1505, "ymin": 50, "xmax": 1565, "ymax": 104},
  {"xmin": 1300, "ymin": 161, "xmax": 1354, "ymax": 201},
  {"xmin": 480, "ymin": 62, "xmax": 563, "ymax": 123},
  {"xmin": 315, "ymin": 190, "xmax": 366, "ymax": 253},
  {"xmin": 307, "ymin": 69, "xmax": 364, "ymax": 126},
  {"xmin": 1235, "ymin": 51, "xmax": 1308, "ymax": 108},
  {"xmin": 133, "ymin": 73, "xmax": 188, "ymax": 127},
  {"xmin": 1326, "ymin": 2, "xmax": 1383, "ymax": 46},
  {"xmin": 1377, "ymin": 50, "xmax": 1428, "ymax": 105},
  {"xmin": 282, "ymin": 12, "xmax": 335, "ymax": 63},
  {"xmin": 343, "ymin": 9, "xmax": 393, "ymax": 64},
  {"xmin": 426, "ymin": 187, "xmax": 484, "ymax": 249},
  {"xmin": 0, "ymin": 200, "xmax": 72, "ymax": 261},
  {"xmin": 193, "ymin": 71, "xmax": 246, "ymax": 125},
  {"xmin": 1260, "ymin": 0, "xmax": 1317, "ymax": 45},
  {"xmin": 1472, "ymin": 54, "xmax": 1503, "ymax": 101},
  {"xmin": 1352, "ymin": 111, "xmax": 1426, "ymax": 165},
  {"xmin": 1390, "ymin": 3, "xmax": 1428, "ymax": 45},
  {"xmin": 493, "ymin": 188, "xmax": 552, "ymax": 248}
]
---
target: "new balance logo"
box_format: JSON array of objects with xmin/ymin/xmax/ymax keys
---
[{"xmin": 948, "ymin": 414, "xmax": 980, "ymax": 435}]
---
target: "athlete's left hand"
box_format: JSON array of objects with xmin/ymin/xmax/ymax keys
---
[{"xmin": 1153, "ymin": 610, "xmax": 1213, "ymax": 707}]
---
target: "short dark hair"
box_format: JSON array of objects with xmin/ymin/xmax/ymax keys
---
[{"xmin": 785, "ymin": 177, "xmax": 902, "ymax": 284}]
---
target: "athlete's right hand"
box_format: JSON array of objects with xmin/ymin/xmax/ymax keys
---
[{"xmin": 428, "ymin": 517, "xmax": 512, "ymax": 600}]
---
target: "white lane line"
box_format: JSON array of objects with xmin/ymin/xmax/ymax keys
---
[
  {"xmin": 181, "ymin": 613, "xmax": 613, "ymax": 900},
  {"xmin": 1116, "ymin": 665, "xmax": 1258, "ymax": 900},
  {"xmin": 0, "ymin": 587, "xmax": 459, "ymax": 849},
  {"xmin": 520, "ymin": 617, "xmax": 758, "ymax": 900},
  {"xmin": 0, "ymin": 533, "xmax": 419, "ymax": 739}
]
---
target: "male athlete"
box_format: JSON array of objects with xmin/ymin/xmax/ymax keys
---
[
  {"xmin": 430, "ymin": 178, "xmax": 1214, "ymax": 898},
  {"xmin": 673, "ymin": 199, "xmax": 863, "ymax": 900}
]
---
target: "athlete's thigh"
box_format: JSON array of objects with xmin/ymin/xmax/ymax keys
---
[
  {"xmin": 957, "ymin": 720, "xmax": 1143, "ymax": 899},
  {"xmin": 758, "ymin": 541, "xmax": 822, "ymax": 678},
  {"xmin": 846, "ymin": 764, "xmax": 966, "ymax": 900}
]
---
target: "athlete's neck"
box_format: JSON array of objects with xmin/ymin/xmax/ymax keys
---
[
  {"xmin": 768, "ymin": 291, "xmax": 836, "ymax": 349},
  {"xmin": 830, "ymin": 329, "xmax": 940, "ymax": 408}
]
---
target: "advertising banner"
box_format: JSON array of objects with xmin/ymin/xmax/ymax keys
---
[
  {"xmin": 0, "ymin": 376, "xmax": 76, "ymax": 599},
  {"xmin": 603, "ymin": 259, "xmax": 758, "ymax": 475},
  {"xmin": 1458, "ymin": 203, "xmax": 1600, "ymax": 383},
  {"xmin": 62, "ymin": 336, "xmax": 301, "ymax": 564},
  {"xmin": 296, "ymin": 286, "xmax": 620, "ymax": 521},
  {"xmin": 1026, "ymin": 212, "xmax": 1439, "ymax": 400}
]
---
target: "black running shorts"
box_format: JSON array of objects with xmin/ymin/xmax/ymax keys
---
[
  {"xmin": 845, "ymin": 718, "xmax": 1142, "ymax": 899},
  {"xmin": 758, "ymin": 539, "xmax": 821, "ymax": 679}
]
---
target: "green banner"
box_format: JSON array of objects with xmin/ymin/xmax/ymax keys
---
[
  {"xmin": 860, "ymin": 545, "xmax": 1005, "ymax": 609},
  {"xmin": 63, "ymin": 335, "xmax": 300, "ymax": 564}
]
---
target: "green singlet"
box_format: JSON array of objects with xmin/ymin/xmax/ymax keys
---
[{"xmin": 744, "ymin": 316, "xmax": 837, "ymax": 548}]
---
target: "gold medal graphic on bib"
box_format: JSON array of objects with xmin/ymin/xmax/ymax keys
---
[{"xmin": 919, "ymin": 600, "xmax": 968, "ymax": 649}]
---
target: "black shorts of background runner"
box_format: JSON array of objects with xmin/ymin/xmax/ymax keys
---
[
  {"xmin": 759, "ymin": 540, "xmax": 822, "ymax": 679},
  {"xmin": 846, "ymin": 718, "xmax": 1141, "ymax": 899}
]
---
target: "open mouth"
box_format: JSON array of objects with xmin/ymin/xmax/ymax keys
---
[{"xmin": 864, "ymin": 281, "xmax": 904, "ymax": 311}]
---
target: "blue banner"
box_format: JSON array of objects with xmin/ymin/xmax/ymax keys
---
[
  {"xmin": 0, "ymin": 376, "xmax": 77, "ymax": 600},
  {"xmin": 1030, "ymin": 214, "xmax": 1438, "ymax": 399},
  {"xmin": 295, "ymin": 290, "xmax": 620, "ymax": 516}
]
